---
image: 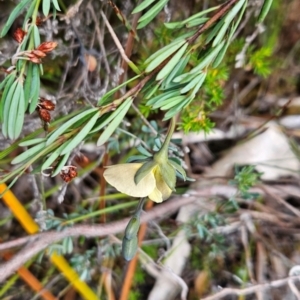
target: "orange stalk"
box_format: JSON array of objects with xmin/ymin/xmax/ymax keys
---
[{"xmin": 0, "ymin": 183, "xmax": 99, "ymax": 300}]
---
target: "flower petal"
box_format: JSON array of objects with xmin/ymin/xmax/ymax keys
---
[
  {"xmin": 104, "ymin": 164, "xmax": 156, "ymax": 197},
  {"xmin": 148, "ymin": 187, "xmax": 163, "ymax": 203},
  {"xmin": 153, "ymin": 168, "xmax": 173, "ymax": 201}
]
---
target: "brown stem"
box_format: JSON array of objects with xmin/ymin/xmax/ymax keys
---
[{"xmin": 187, "ymin": 0, "xmax": 239, "ymax": 45}]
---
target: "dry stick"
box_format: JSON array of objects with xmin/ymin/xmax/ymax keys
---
[
  {"xmin": 187, "ymin": 0, "xmax": 238, "ymax": 45},
  {"xmin": 119, "ymin": 200, "xmax": 154, "ymax": 300},
  {"xmin": 100, "ymin": 10, "xmax": 134, "ymax": 68},
  {"xmin": 201, "ymin": 275, "xmax": 300, "ymax": 300},
  {"xmin": 0, "ymin": 196, "xmax": 196, "ymax": 283}
]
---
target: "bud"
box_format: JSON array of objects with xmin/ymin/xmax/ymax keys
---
[
  {"xmin": 13, "ymin": 28, "xmax": 26, "ymax": 43},
  {"xmin": 38, "ymin": 108, "xmax": 51, "ymax": 122},
  {"xmin": 39, "ymin": 98, "xmax": 55, "ymax": 111},
  {"xmin": 37, "ymin": 41, "xmax": 58, "ymax": 53},
  {"xmin": 32, "ymin": 50, "xmax": 46, "ymax": 58}
]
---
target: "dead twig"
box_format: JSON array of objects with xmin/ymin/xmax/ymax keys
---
[{"xmin": 201, "ymin": 275, "xmax": 300, "ymax": 300}]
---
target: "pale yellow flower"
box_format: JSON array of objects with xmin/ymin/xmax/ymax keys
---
[
  {"xmin": 104, "ymin": 118, "xmax": 186, "ymax": 203},
  {"xmin": 103, "ymin": 162, "xmax": 175, "ymax": 203}
]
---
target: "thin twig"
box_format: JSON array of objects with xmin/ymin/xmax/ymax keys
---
[{"xmin": 201, "ymin": 275, "xmax": 300, "ymax": 300}]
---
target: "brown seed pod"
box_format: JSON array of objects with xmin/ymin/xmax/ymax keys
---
[
  {"xmin": 13, "ymin": 28, "xmax": 26, "ymax": 43},
  {"xmin": 69, "ymin": 167, "xmax": 78, "ymax": 179},
  {"xmin": 38, "ymin": 108, "xmax": 51, "ymax": 122},
  {"xmin": 36, "ymin": 17, "xmax": 44, "ymax": 26},
  {"xmin": 32, "ymin": 50, "xmax": 47, "ymax": 58},
  {"xmin": 37, "ymin": 41, "xmax": 58, "ymax": 53},
  {"xmin": 39, "ymin": 98, "xmax": 55, "ymax": 111},
  {"xmin": 30, "ymin": 57, "xmax": 42, "ymax": 64},
  {"xmin": 60, "ymin": 173, "xmax": 72, "ymax": 183}
]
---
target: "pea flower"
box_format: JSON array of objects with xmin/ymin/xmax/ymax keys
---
[{"xmin": 103, "ymin": 118, "xmax": 186, "ymax": 203}]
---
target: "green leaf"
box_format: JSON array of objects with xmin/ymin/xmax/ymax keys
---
[
  {"xmin": 33, "ymin": 25, "xmax": 41, "ymax": 48},
  {"xmin": 51, "ymin": 152, "xmax": 71, "ymax": 177},
  {"xmin": 181, "ymin": 5, "xmax": 220, "ymax": 24},
  {"xmin": 145, "ymin": 40, "xmax": 186, "ymax": 73},
  {"xmin": 164, "ymin": 21, "xmax": 185, "ymax": 29},
  {"xmin": 191, "ymin": 73, "xmax": 207, "ymax": 97},
  {"xmin": 23, "ymin": 0, "xmax": 36, "ymax": 27},
  {"xmin": 156, "ymin": 43, "xmax": 188, "ymax": 81},
  {"xmin": 0, "ymin": 73, "xmax": 17, "ymax": 122},
  {"xmin": 14, "ymin": 83, "xmax": 25, "ymax": 139},
  {"xmin": 132, "ymin": 0, "xmax": 157, "ymax": 13},
  {"xmin": 97, "ymin": 98, "xmax": 133, "ymax": 146},
  {"xmin": 160, "ymin": 96, "xmax": 187, "ymax": 110},
  {"xmin": 137, "ymin": 0, "xmax": 168, "ymax": 29},
  {"xmin": 146, "ymin": 90, "xmax": 180, "ymax": 107},
  {"xmin": 0, "ymin": 0, "xmax": 31, "ymax": 37},
  {"xmin": 163, "ymin": 97, "xmax": 191, "ymax": 120},
  {"xmin": 212, "ymin": 40, "xmax": 230, "ymax": 68},
  {"xmin": 24, "ymin": 63, "xmax": 33, "ymax": 109},
  {"xmin": 205, "ymin": 20, "xmax": 224, "ymax": 44},
  {"xmin": 224, "ymin": 0, "xmax": 246, "ymax": 23},
  {"xmin": 46, "ymin": 108, "xmax": 98, "ymax": 145},
  {"xmin": 161, "ymin": 54, "xmax": 190, "ymax": 89},
  {"xmin": 185, "ymin": 17, "xmax": 209, "ymax": 28},
  {"xmin": 144, "ymin": 83, "xmax": 160, "ymax": 99},
  {"xmin": 144, "ymin": 32, "xmax": 194, "ymax": 66},
  {"xmin": 189, "ymin": 40, "xmax": 225, "ymax": 74},
  {"xmin": 60, "ymin": 112, "xmax": 100, "ymax": 155},
  {"xmin": 29, "ymin": 64, "xmax": 40, "ymax": 113},
  {"xmin": 19, "ymin": 138, "xmax": 46, "ymax": 147},
  {"xmin": 212, "ymin": 21, "xmax": 230, "ymax": 47},
  {"xmin": 137, "ymin": 145, "xmax": 152, "ymax": 157},
  {"xmin": 168, "ymin": 159, "xmax": 186, "ymax": 180},
  {"xmin": 51, "ymin": 0, "xmax": 61, "ymax": 11},
  {"xmin": 43, "ymin": 0, "xmax": 51, "ymax": 17},
  {"xmin": 258, "ymin": 0, "xmax": 272, "ymax": 23},
  {"xmin": 42, "ymin": 143, "xmax": 66, "ymax": 170},
  {"xmin": 2, "ymin": 81, "xmax": 18, "ymax": 138},
  {"xmin": 180, "ymin": 72, "xmax": 206, "ymax": 94},
  {"xmin": 11, "ymin": 142, "xmax": 47, "ymax": 165},
  {"xmin": 98, "ymin": 74, "xmax": 140, "ymax": 106}
]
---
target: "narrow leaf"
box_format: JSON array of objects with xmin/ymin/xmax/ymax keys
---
[
  {"xmin": 156, "ymin": 43, "xmax": 188, "ymax": 81},
  {"xmin": 224, "ymin": 0, "xmax": 246, "ymax": 23},
  {"xmin": 258, "ymin": 0, "xmax": 272, "ymax": 23},
  {"xmin": 19, "ymin": 138, "xmax": 46, "ymax": 147},
  {"xmin": 2, "ymin": 81, "xmax": 18, "ymax": 138},
  {"xmin": 46, "ymin": 108, "xmax": 98, "ymax": 145},
  {"xmin": 51, "ymin": 0, "xmax": 61, "ymax": 11},
  {"xmin": 14, "ymin": 84, "xmax": 25, "ymax": 139},
  {"xmin": 0, "ymin": 0, "xmax": 31, "ymax": 37},
  {"xmin": 146, "ymin": 90, "xmax": 180, "ymax": 106},
  {"xmin": 132, "ymin": 0, "xmax": 157, "ymax": 14},
  {"xmin": 51, "ymin": 152, "xmax": 71, "ymax": 177},
  {"xmin": 137, "ymin": 0, "xmax": 168, "ymax": 29},
  {"xmin": 60, "ymin": 112, "xmax": 99, "ymax": 155},
  {"xmin": 98, "ymin": 74, "xmax": 140, "ymax": 106},
  {"xmin": 180, "ymin": 73, "xmax": 206, "ymax": 94},
  {"xmin": 11, "ymin": 142, "xmax": 47, "ymax": 165},
  {"xmin": 97, "ymin": 98, "xmax": 132, "ymax": 146},
  {"xmin": 43, "ymin": 0, "xmax": 51, "ymax": 17},
  {"xmin": 29, "ymin": 64, "xmax": 40, "ymax": 113},
  {"xmin": 160, "ymin": 96, "xmax": 186, "ymax": 110},
  {"xmin": 145, "ymin": 40, "xmax": 186, "ymax": 73}
]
